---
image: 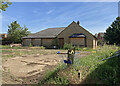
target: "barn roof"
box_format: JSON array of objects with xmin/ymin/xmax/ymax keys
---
[
  {"xmin": 23, "ymin": 27, "xmax": 65, "ymax": 39},
  {"xmin": 22, "ymin": 21, "xmax": 97, "ymax": 39}
]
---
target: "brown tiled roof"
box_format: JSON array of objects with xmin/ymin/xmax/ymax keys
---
[{"xmin": 23, "ymin": 27, "xmax": 65, "ymax": 39}]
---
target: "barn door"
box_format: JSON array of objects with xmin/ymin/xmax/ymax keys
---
[{"xmin": 59, "ymin": 38, "xmax": 64, "ymax": 48}]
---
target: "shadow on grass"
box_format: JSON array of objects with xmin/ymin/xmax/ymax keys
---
[{"xmin": 81, "ymin": 54, "xmax": 120, "ymax": 85}]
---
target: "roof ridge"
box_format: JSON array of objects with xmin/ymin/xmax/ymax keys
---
[{"xmin": 48, "ymin": 27, "xmax": 66, "ymax": 29}]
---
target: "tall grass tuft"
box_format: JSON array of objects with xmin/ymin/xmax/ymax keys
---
[
  {"xmin": 63, "ymin": 43, "xmax": 73, "ymax": 50},
  {"xmin": 38, "ymin": 64, "xmax": 69, "ymax": 85},
  {"xmin": 72, "ymin": 45, "xmax": 120, "ymax": 84}
]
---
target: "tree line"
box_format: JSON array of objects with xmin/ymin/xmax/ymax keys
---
[{"xmin": 104, "ymin": 17, "xmax": 120, "ymax": 45}]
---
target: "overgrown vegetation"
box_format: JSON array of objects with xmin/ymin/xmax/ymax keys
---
[
  {"xmin": 29, "ymin": 43, "xmax": 32, "ymax": 47},
  {"xmin": 40, "ymin": 45, "xmax": 120, "ymax": 85},
  {"xmin": 39, "ymin": 64, "xmax": 69, "ymax": 85},
  {"xmin": 73, "ymin": 45, "xmax": 120, "ymax": 84},
  {"xmin": 1, "ymin": 45, "xmax": 23, "ymax": 49},
  {"xmin": 63, "ymin": 43, "xmax": 93, "ymax": 51},
  {"xmin": 39, "ymin": 46, "xmax": 45, "ymax": 49},
  {"xmin": 63, "ymin": 43, "xmax": 73, "ymax": 50}
]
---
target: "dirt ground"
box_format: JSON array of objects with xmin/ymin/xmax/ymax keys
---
[{"xmin": 1, "ymin": 48, "xmax": 91, "ymax": 84}]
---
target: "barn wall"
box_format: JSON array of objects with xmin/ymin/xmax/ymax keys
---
[
  {"xmin": 57, "ymin": 22, "xmax": 97, "ymax": 48},
  {"xmin": 23, "ymin": 39, "xmax": 31, "ymax": 46},
  {"xmin": 41, "ymin": 38, "xmax": 54, "ymax": 48},
  {"xmin": 23, "ymin": 38, "xmax": 54, "ymax": 48},
  {"xmin": 32, "ymin": 39, "xmax": 41, "ymax": 46},
  {"xmin": 70, "ymin": 38, "xmax": 85, "ymax": 46}
]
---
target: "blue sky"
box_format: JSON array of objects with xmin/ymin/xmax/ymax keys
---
[{"xmin": 2, "ymin": 2, "xmax": 118, "ymax": 35}]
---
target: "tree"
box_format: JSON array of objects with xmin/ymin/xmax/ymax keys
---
[
  {"xmin": 104, "ymin": 17, "xmax": 120, "ymax": 45},
  {"xmin": 7, "ymin": 21, "xmax": 30, "ymax": 43},
  {"xmin": 0, "ymin": 0, "xmax": 12, "ymax": 12}
]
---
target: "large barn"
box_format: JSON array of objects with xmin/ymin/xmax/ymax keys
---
[{"xmin": 22, "ymin": 21, "xmax": 97, "ymax": 48}]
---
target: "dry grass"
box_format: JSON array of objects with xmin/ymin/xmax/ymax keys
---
[
  {"xmin": 1, "ymin": 45, "xmax": 68, "ymax": 84},
  {"xmin": 2, "ymin": 47, "xmax": 67, "ymax": 62}
]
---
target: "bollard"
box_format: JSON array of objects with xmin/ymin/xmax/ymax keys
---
[
  {"xmin": 67, "ymin": 48, "xmax": 75, "ymax": 66},
  {"xmin": 57, "ymin": 48, "xmax": 75, "ymax": 66}
]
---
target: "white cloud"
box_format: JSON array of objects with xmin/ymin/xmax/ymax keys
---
[{"xmin": 46, "ymin": 9, "xmax": 54, "ymax": 14}]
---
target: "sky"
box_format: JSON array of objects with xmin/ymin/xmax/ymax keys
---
[{"xmin": 1, "ymin": 2, "xmax": 118, "ymax": 35}]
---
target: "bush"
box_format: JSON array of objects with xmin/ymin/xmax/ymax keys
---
[
  {"xmin": 74, "ymin": 46, "xmax": 82, "ymax": 51},
  {"xmin": 29, "ymin": 43, "xmax": 32, "ymax": 47},
  {"xmin": 63, "ymin": 43, "xmax": 73, "ymax": 50},
  {"xmin": 39, "ymin": 46, "xmax": 45, "ymax": 49}
]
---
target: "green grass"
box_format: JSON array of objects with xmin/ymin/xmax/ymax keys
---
[
  {"xmin": 1, "ymin": 45, "xmax": 45, "ymax": 49},
  {"xmin": 74, "ymin": 45, "xmax": 118, "ymax": 68},
  {"xmin": 40, "ymin": 45, "xmax": 120, "ymax": 85},
  {"xmin": 39, "ymin": 64, "xmax": 69, "ymax": 85},
  {"xmin": 1, "ymin": 45, "xmax": 23, "ymax": 49},
  {"xmin": 72, "ymin": 45, "xmax": 120, "ymax": 84},
  {"xmin": 62, "ymin": 43, "xmax": 93, "ymax": 52},
  {"xmin": 1, "ymin": 50, "xmax": 13, "ymax": 53}
]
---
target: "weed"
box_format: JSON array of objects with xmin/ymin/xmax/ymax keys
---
[
  {"xmin": 29, "ymin": 43, "xmax": 32, "ymax": 47},
  {"xmin": 63, "ymin": 43, "xmax": 73, "ymax": 50},
  {"xmin": 71, "ymin": 45, "xmax": 119, "ymax": 84},
  {"xmin": 1, "ymin": 45, "xmax": 23, "ymax": 49},
  {"xmin": 39, "ymin": 46, "xmax": 45, "ymax": 49},
  {"xmin": 38, "ymin": 64, "xmax": 69, "ymax": 85}
]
